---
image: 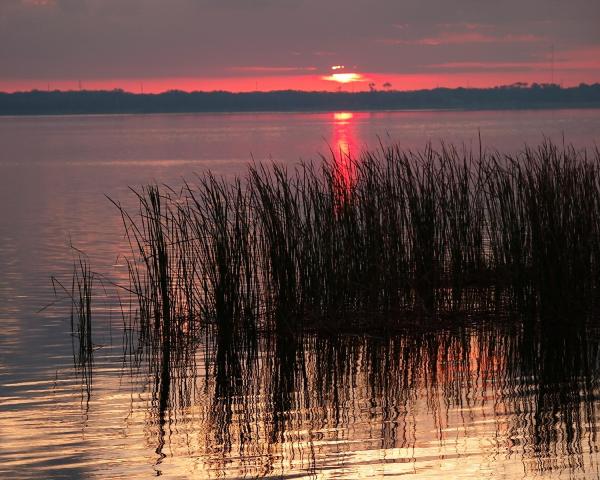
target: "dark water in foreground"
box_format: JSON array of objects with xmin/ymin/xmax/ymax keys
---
[{"xmin": 1, "ymin": 109, "xmax": 600, "ymax": 479}]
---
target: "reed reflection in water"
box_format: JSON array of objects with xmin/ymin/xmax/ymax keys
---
[{"xmin": 125, "ymin": 317, "xmax": 600, "ymax": 478}]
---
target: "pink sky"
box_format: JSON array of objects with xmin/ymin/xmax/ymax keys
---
[
  {"xmin": 0, "ymin": 0, "xmax": 598, "ymax": 93},
  {"xmin": 2, "ymin": 70, "xmax": 598, "ymax": 94}
]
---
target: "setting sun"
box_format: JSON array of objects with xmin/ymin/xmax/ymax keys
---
[
  {"xmin": 322, "ymin": 64, "xmax": 365, "ymax": 84},
  {"xmin": 324, "ymin": 72, "xmax": 364, "ymax": 83}
]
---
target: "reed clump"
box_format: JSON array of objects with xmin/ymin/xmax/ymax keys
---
[
  {"xmin": 69, "ymin": 255, "xmax": 94, "ymax": 364},
  {"xmin": 114, "ymin": 141, "xmax": 600, "ymax": 336}
]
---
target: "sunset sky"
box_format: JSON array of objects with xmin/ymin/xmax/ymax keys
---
[{"xmin": 1, "ymin": 0, "xmax": 599, "ymax": 93}]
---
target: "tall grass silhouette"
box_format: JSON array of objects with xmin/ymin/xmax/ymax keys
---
[{"xmin": 110, "ymin": 141, "xmax": 600, "ymax": 337}]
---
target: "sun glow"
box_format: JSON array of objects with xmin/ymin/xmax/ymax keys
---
[{"xmin": 324, "ymin": 72, "xmax": 364, "ymax": 83}]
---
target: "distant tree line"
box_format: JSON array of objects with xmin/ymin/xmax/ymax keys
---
[{"xmin": 1, "ymin": 83, "xmax": 599, "ymax": 115}]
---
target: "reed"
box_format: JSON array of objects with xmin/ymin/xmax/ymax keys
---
[
  {"xmin": 70, "ymin": 254, "xmax": 94, "ymax": 364},
  {"xmin": 112, "ymin": 141, "xmax": 600, "ymax": 335}
]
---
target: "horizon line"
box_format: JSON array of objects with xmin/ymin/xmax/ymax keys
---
[{"xmin": 3, "ymin": 82, "xmax": 598, "ymax": 96}]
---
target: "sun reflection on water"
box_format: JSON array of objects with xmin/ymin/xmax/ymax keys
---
[{"xmin": 331, "ymin": 111, "xmax": 359, "ymax": 197}]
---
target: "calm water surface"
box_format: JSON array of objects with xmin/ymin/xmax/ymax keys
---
[{"xmin": 1, "ymin": 109, "xmax": 600, "ymax": 479}]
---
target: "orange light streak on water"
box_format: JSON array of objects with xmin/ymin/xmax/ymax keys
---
[{"xmin": 331, "ymin": 111, "xmax": 358, "ymax": 198}]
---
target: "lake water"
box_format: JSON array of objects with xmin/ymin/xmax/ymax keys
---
[{"xmin": 1, "ymin": 109, "xmax": 600, "ymax": 479}]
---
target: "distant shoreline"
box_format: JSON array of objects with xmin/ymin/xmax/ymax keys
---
[{"xmin": 1, "ymin": 84, "xmax": 599, "ymax": 116}]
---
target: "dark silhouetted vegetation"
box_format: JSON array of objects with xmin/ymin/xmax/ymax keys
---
[
  {"xmin": 2, "ymin": 83, "xmax": 600, "ymax": 115},
  {"xmin": 111, "ymin": 141, "xmax": 600, "ymax": 337}
]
